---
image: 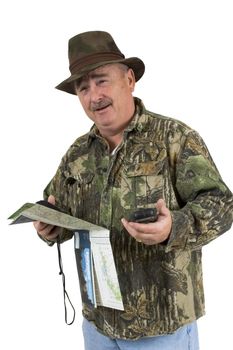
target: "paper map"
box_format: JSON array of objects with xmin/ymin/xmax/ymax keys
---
[{"xmin": 8, "ymin": 202, "xmax": 124, "ymax": 311}]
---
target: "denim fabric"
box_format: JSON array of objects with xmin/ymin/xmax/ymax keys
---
[{"xmin": 82, "ymin": 318, "xmax": 199, "ymax": 350}]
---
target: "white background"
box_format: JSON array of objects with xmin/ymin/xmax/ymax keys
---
[{"xmin": 0, "ymin": 1, "xmax": 232, "ymax": 349}]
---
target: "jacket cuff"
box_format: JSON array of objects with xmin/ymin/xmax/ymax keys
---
[
  {"xmin": 164, "ymin": 210, "xmax": 196, "ymax": 252},
  {"xmin": 37, "ymin": 232, "xmax": 56, "ymax": 246}
]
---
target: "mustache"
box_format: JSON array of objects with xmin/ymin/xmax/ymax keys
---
[{"xmin": 90, "ymin": 98, "xmax": 112, "ymax": 112}]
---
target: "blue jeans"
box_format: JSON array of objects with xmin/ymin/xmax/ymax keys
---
[{"xmin": 82, "ymin": 318, "xmax": 199, "ymax": 350}]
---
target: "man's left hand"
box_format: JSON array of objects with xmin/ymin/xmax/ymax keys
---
[{"xmin": 121, "ymin": 199, "xmax": 172, "ymax": 245}]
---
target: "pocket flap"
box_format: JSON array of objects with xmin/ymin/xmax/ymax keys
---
[
  {"xmin": 126, "ymin": 160, "xmax": 164, "ymax": 177},
  {"xmin": 65, "ymin": 172, "xmax": 94, "ymax": 185}
]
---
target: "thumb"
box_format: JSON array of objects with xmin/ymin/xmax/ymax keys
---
[
  {"xmin": 48, "ymin": 194, "xmax": 56, "ymax": 205},
  {"xmin": 156, "ymin": 199, "xmax": 167, "ymax": 216}
]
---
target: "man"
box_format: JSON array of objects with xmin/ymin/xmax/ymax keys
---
[{"xmin": 34, "ymin": 31, "xmax": 233, "ymax": 350}]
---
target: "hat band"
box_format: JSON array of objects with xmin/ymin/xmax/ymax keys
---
[{"xmin": 69, "ymin": 51, "xmax": 125, "ymax": 74}]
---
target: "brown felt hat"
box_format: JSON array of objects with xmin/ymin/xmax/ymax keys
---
[{"xmin": 55, "ymin": 31, "xmax": 145, "ymax": 95}]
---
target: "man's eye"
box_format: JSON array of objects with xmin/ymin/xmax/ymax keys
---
[
  {"xmin": 98, "ymin": 79, "xmax": 107, "ymax": 85},
  {"xmin": 80, "ymin": 86, "xmax": 87, "ymax": 92}
]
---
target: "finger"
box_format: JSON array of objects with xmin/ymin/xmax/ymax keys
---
[
  {"xmin": 156, "ymin": 198, "xmax": 166, "ymax": 213},
  {"xmin": 33, "ymin": 221, "xmax": 49, "ymax": 231},
  {"xmin": 40, "ymin": 224, "xmax": 55, "ymax": 236},
  {"xmin": 46, "ymin": 228, "xmax": 60, "ymax": 240},
  {"xmin": 124, "ymin": 219, "xmax": 159, "ymax": 235},
  {"xmin": 156, "ymin": 199, "xmax": 171, "ymax": 220},
  {"xmin": 121, "ymin": 218, "xmax": 139, "ymax": 237},
  {"xmin": 48, "ymin": 195, "xmax": 55, "ymax": 205},
  {"xmin": 34, "ymin": 221, "xmax": 56, "ymax": 238},
  {"xmin": 42, "ymin": 227, "xmax": 58, "ymax": 241},
  {"xmin": 121, "ymin": 218, "xmax": 156, "ymax": 241}
]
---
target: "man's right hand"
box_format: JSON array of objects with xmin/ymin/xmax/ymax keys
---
[{"xmin": 33, "ymin": 195, "xmax": 61, "ymax": 242}]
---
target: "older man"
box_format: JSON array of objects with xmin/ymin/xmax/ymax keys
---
[{"xmin": 34, "ymin": 31, "xmax": 233, "ymax": 350}]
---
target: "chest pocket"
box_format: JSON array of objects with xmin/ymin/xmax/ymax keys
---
[{"xmin": 120, "ymin": 159, "xmax": 164, "ymax": 210}]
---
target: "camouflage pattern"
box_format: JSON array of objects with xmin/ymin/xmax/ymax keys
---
[{"xmin": 44, "ymin": 98, "xmax": 233, "ymax": 340}]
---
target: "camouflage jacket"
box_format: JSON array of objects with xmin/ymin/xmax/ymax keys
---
[{"xmin": 44, "ymin": 98, "xmax": 233, "ymax": 340}]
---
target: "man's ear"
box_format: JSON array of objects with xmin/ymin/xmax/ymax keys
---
[{"xmin": 127, "ymin": 68, "xmax": 136, "ymax": 92}]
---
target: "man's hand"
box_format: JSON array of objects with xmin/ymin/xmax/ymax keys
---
[
  {"xmin": 33, "ymin": 195, "xmax": 61, "ymax": 242},
  {"xmin": 121, "ymin": 199, "xmax": 172, "ymax": 245}
]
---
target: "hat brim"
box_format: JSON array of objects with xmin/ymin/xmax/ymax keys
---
[{"xmin": 55, "ymin": 57, "xmax": 145, "ymax": 95}]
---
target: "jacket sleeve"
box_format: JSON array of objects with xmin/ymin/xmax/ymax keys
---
[{"xmin": 166, "ymin": 130, "xmax": 233, "ymax": 252}]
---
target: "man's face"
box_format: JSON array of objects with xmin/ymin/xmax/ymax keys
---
[{"xmin": 75, "ymin": 64, "xmax": 135, "ymax": 137}]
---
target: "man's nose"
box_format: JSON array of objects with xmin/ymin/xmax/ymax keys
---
[{"xmin": 89, "ymin": 83, "xmax": 102, "ymax": 102}]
